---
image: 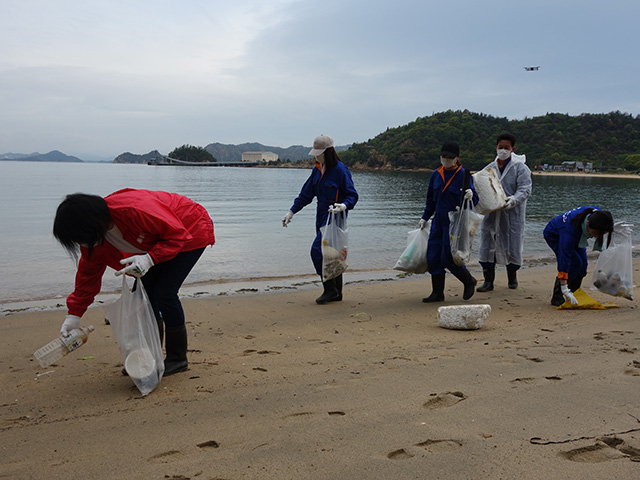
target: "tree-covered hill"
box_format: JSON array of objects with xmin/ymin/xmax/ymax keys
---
[{"xmin": 340, "ymin": 110, "xmax": 640, "ymax": 171}]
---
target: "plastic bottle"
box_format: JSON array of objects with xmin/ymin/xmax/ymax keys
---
[{"xmin": 33, "ymin": 326, "xmax": 95, "ymax": 368}]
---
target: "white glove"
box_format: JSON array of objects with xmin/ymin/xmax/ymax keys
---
[
  {"xmin": 116, "ymin": 253, "xmax": 154, "ymax": 278},
  {"xmin": 60, "ymin": 314, "xmax": 81, "ymax": 336},
  {"xmin": 282, "ymin": 210, "xmax": 294, "ymax": 227},
  {"xmin": 504, "ymin": 196, "xmax": 517, "ymax": 209},
  {"xmin": 463, "ymin": 189, "xmax": 473, "ymax": 201},
  {"xmin": 613, "ymin": 221, "xmax": 633, "ymax": 236},
  {"xmin": 418, "ymin": 219, "xmax": 427, "ymax": 230},
  {"xmin": 561, "ymin": 284, "xmax": 579, "ymax": 305},
  {"xmin": 329, "ymin": 203, "xmax": 347, "ymax": 213}
]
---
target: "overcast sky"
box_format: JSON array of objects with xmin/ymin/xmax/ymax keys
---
[{"xmin": 1, "ymin": 0, "xmax": 638, "ymax": 160}]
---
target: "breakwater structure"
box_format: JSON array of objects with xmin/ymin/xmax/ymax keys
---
[{"xmin": 148, "ymin": 156, "xmax": 261, "ymax": 167}]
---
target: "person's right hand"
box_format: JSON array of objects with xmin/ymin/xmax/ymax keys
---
[
  {"xmin": 418, "ymin": 219, "xmax": 427, "ymax": 230},
  {"xmin": 60, "ymin": 314, "xmax": 81, "ymax": 336},
  {"xmin": 560, "ymin": 284, "xmax": 578, "ymax": 305},
  {"xmin": 282, "ymin": 210, "xmax": 294, "ymax": 227},
  {"xmin": 504, "ymin": 196, "xmax": 517, "ymax": 209}
]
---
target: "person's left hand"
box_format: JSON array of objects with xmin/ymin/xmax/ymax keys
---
[
  {"xmin": 463, "ymin": 189, "xmax": 473, "ymax": 201},
  {"xmin": 116, "ymin": 254, "xmax": 154, "ymax": 277},
  {"xmin": 329, "ymin": 203, "xmax": 347, "ymax": 213},
  {"xmin": 504, "ymin": 196, "xmax": 517, "ymax": 209}
]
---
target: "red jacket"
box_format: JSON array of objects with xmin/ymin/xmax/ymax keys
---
[{"xmin": 67, "ymin": 189, "xmax": 215, "ymax": 316}]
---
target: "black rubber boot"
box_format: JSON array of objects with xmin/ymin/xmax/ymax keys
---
[
  {"xmin": 316, "ymin": 278, "xmax": 339, "ymax": 304},
  {"xmin": 568, "ymin": 276, "xmax": 583, "ymax": 292},
  {"xmin": 476, "ymin": 267, "xmax": 495, "ymax": 292},
  {"xmin": 507, "ymin": 269, "xmax": 518, "ymax": 290},
  {"xmin": 164, "ymin": 325, "xmax": 189, "ymax": 376},
  {"xmin": 452, "ymin": 269, "xmax": 477, "ymax": 300},
  {"xmin": 551, "ymin": 278, "xmax": 565, "ymax": 306},
  {"xmin": 332, "ymin": 274, "xmax": 343, "ymax": 302},
  {"xmin": 422, "ymin": 274, "xmax": 445, "ymax": 303}
]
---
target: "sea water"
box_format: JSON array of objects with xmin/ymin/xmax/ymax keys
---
[{"xmin": 1, "ymin": 161, "xmax": 638, "ymax": 307}]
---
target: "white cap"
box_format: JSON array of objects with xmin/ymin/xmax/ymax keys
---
[{"xmin": 309, "ymin": 134, "xmax": 334, "ymax": 156}]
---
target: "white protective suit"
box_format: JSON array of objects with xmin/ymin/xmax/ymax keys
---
[{"xmin": 477, "ymin": 153, "xmax": 532, "ymax": 266}]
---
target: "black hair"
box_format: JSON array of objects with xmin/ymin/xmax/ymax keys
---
[
  {"xmin": 53, "ymin": 193, "xmax": 111, "ymax": 259},
  {"xmin": 323, "ymin": 147, "xmax": 340, "ymax": 170},
  {"xmin": 571, "ymin": 208, "xmax": 614, "ymax": 248},
  {"xmin": 496, "ymin": 133, "xmax": 516, "ymax": 148}
]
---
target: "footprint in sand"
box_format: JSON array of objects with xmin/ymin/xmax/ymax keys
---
[
  {"xmin": 560, "ymin": 442, "xmax": 626, "ymax": 463},
  {"xmin": 423, "ymin": 391, "xmax": 466, "ymax": 409},
  {"xmin": 624, "ymin": 360, "xmax": 640, "ymax": 376},
  {"xmin": 387, "ymin": 439, "xmax": 463, "ymax": 460},
  {"xmin": 147, "ymin": 450, "xmax": 184, "ymax": 463},
  {"xmin": 282, "ymin": 411, "xmax": 346, "ymax": 420},
  {"xmin": 415, "ymin": 439, "xmax": 462, "ymax": 453},
  {"xmin": 387, "ymin": 448, "xmax": 414, "ymax": 460}
]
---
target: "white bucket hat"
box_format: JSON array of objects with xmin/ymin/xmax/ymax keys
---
[{"xmin": 309, "ymin": 134, "xmax": 334, "ymax": 156}]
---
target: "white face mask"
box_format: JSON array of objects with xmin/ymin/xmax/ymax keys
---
[
  {"xmin": 440, "ymin": 156, "xmax": 456, "ymax": 168},
  {"xmin": 497, "ymin": 149, "xmax": 511, "ymax": 161},
  {"xmin": 316, "ymin": 153, "xmax": 325, "ymax": 165}
]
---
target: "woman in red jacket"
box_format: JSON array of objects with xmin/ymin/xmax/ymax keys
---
[{"xmin": 53, "ymin": 189, "xmax": 215, "ymax": 376}]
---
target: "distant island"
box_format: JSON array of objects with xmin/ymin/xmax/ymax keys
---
[{"xmin": 0, "ymin": 150, "xmax": 82, "ymax": 163}]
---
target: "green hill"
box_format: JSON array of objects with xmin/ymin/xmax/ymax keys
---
[{"xmin": 340, "ymin": 110, "xmax": 640, "ymax": 171}]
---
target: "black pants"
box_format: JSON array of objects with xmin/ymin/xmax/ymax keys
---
[{"xmin": 141, "ymin": 248, "xmax": 205, "ymax": 329}]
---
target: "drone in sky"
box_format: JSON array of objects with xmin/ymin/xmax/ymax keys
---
[{"xmin": 524, "ymin": 66, "xmax": 540, "ymax": 71}]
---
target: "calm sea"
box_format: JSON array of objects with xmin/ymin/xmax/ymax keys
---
[{"xmin": 1, "ymin": 161, "xmax": 638, "ymax": 306}]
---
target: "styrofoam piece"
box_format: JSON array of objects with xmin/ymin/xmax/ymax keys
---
[
  {"xmin": 472, "ymin": 168, "xmax": 507, "ymax": 214},
  {"xmin": 124, "ymin": 348, "xmax": 156, "ymax": 380},
  {"xmin": 437, "ymin": 304, "xmax": 491, "ymax": 330}
]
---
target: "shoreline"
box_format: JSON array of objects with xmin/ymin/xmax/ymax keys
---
[
  {"xmin": 1, "ymin": 250, "xmax": 625, "ymax": 317},
  {"xmin": 531, "ymin": 170, "xmax": 640, "ymax": 179}
]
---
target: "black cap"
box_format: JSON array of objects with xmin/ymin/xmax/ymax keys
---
[{"xmin": 440, "ymin": 142, "xmax": 460, "ymax": 158}]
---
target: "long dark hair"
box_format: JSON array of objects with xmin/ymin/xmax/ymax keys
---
[
  {"xmin": 53, "ymin": 193, "xmax": 111, "ymax": 259},
  {"xmin": 571, "ymin": 208, "xmax": 614, "ymax": 248},
  {"xmin": 323, "ymin": 147, "xmax": 340, "ymax": 170}
]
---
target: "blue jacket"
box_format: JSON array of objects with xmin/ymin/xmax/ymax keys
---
[
  {"xmin": 422, "ymin": 166, "xmax": 478, "ymax": 226},
  {"xmin": 543, "ymin": 206, "xmax": 600, "ymax": 279},
  {"xmin": 291, "ymin": 161, "xmax": 358, "ymax": 230}
]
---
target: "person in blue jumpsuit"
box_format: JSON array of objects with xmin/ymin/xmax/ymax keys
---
[
  {"xmin": 543, "ymin": 206, "xmax": 613, "ymax": 306},
  {"xmin": 282, "ymin": 134, "xmax": 358, "ymax": 304},
  {"xmin": 419, "ymin": 142, "xmax": 479, "ymax": 303}
]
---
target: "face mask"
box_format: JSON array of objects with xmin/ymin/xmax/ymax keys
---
[
  {"xmin": 316, "ymin": 153, "xmax": 325, "ymax": 165},
  {"xmin": 440, "ymin": 156, "xmax": 456, "ymax": 168},
  {"xmin": 497, "ymin": 149, "xmax": 511, "ymax": 161}
]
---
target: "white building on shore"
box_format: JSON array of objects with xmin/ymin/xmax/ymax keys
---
[{"xmin": 241, "ymin": 151, "xmax": 278, "ymax": 162}]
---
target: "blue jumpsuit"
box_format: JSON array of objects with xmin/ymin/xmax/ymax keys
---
[
  {"xmin": 543, "ymin": 206, "xmax": 601, "ymax": 282},
  {"xmin": 290, "ymin": 161, "xmax": 358, "ymax": 276},
  {"xmin": 421, "ymin": 166, "xmax": 478, "ymax": 276}
]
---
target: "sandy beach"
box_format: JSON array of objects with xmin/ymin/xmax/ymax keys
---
[{"xmin": 2, "ymin": 260, "xmax": 639, "ymax": 479}]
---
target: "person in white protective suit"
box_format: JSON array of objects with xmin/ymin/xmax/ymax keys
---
[{"xmin": 476, "ymin": 133, "xmax": 532, "ymax": 291}]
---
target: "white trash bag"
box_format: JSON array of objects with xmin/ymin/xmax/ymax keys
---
[
  {"xmin": 394, "ymin": 224, "xmax": 430, "ymax": 274},
  {"xmin": 590, "ymin": 224, "xmax": 634, "ymax": 300},
  {"xmin": 103, "ymin": 276, "xmax": 165, "ymax": 396},
  {"xmin": 320, "ymin": 210, "xmax": 349, "ymax": 281},
  {"xmin": 449, "ymin": 199, "xmax": 484, "ymax": 266}
]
